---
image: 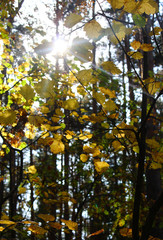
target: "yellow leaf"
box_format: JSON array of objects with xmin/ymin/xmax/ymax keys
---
[
  {"xmin": 140, "ymin": 43, "xmax": 154, "ymax": 52},
  {"xmin": 110, "ymin": 0, "xmax": 124, "ymax": 10},
  {"xmin": 138, "ymin": 0, "xmax": 158, "ymax": 14},
  {"xmin": 107, "ymin": 22, "xmax": 126, "ymax": 44},
  {"xmin": 102, "ymin": 100, "xmax": 118, "ymax": 112},
  {"xmin": 130, "ymin": 40, "xmax": 141, "ymax": 50},
  {"xmin": 64, "ymin": 13, "xmax": 82, "ymax": 28},
  {"xmin": 127, "ymin": 51, "xmax": 143, "ymax": 59},
  {"xmin": 28, "ymin": 224, "xmax": 47, "ymax": 235},
  {"xmin": 80, "ymin": 154, "xmax": 89, "ymax": 162},
  {"xmin": 152, "ymin": 151, "xmax": 163, "ymax": 164},
  {"xmin": 66, "ymin": 134, "xmax": 73, "ymax": 140},
  {"xmin": 19, "ymin": 84, "xmax": 35, "ymax": 101},
  {"xmin": 0, "ymin": 226, "xmax": 4, "ymax": 231},
  {"xmin": 99, "ymin": 87, "xmax": 116, "ymax": 98},
  {"xmin": 101, "ymin": 61, "xmax": 122, "ymax": 75},
  {"xmin": 84, "ymin": 20, "xmax": 102, "ymax": 39},
  {"xmin": 63, "ymin": 99, "xmax": 79, "ymax": 110},
  {"xmin": 38, "ymin": 214, "xmax": 55, "ymax": 222},
  {"xmin": 123, "ymin": 0, "xmax": 137, "ymax": 13},
  {"xmin": 49, "ymin": 222, "xmax": 62, "ymax": 229},
  {"xmin": 93, "ymin": 91, "xmax": 105, "ymax": 105},
  {"xmin": 150, "ymin": 162, "xmax": 162, "ymax": 169},
  {"xmin": 50, "ymin": 139, "xmax": 65, "ymax": 154},
  {"xmin": 18, "ymin": 187, "xmax": 26, "ymax": 194},
  {"xmin": 112, "ymin": 140, "xmax": 124, "ymax": 151},
  {"xmin": 28, "ymin": 165, "xmax": 37, "ymax": 174},
  {"xmin": 94, "ymin": 161, "xmax": 109, "ymax": 174},
  {"xmin": 77, "ymin": 69, "xmax": 94, "ymax": 86},
  {"xmin": 0, "ymin": 220, "xmax": 15, "ymax": 225},
  {"xmin": 61, "ymin": 219, "xmax": 78, "ymax": 231}
]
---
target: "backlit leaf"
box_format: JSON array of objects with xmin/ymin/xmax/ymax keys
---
[
  {"xmin": 49, "ymin": 222, "xmax": 62, "ymax": 229},
  {"xmin": 0, "ymin": 110, "xmax": 16, "ymax": 126},
  {"xmin": 127, "ymin": 51, "xmax": 143, "ymax": 59},
  {"xmin": 87, "ymin": 229, "xmax": 104, "ymax": 238},
  {"xmin": 102, "ymin": 100, "xmax": 118, "ymax": 112},
  {"xmin": 0, "ymin": 220, "xmax": 15, "ymax": 225},
  {"xmin": 61, "ymin": 219, "xmax": 78, "ymax": 231},
  {"xmin": 132, "ymin": 14, "xmax": 146, "ymax": 27},
  {"xmin": 28, "ymin": 224, "xmax": 47, "ymax": 235},
  {"xmin": 84, "ymin": 20, "xmax": 102, "ymax": 39},
  {"xmin": 130, "ymin": 40, "xmax": 141, "ymax": 50},
  {"xmin": 28, "ymin": 165, "xmax": 37, "ymax": 174},
  {"xmin": 119, "ymin": 219, "xmax": 125, "ymax": 227},
  {"xmin": 63, "ymin": 99, "xmax": 79, "ymax": 110},
  {"xmin": 99, "ymin": 87, "xmax": 116, "ymax": 98},
  {"xmin": 18, "ymin": 187, "xmax": 26, "ymax": 194},
  {"xmin": 109, "ymin": 0, "xmax": 124, "ymax": 10},
  {"xmin": 38, "ymin": 214, "xmax": 55, "ymax": 222},
  {"xmin": 64, "ymin": 13, "xmax": 82, "ymax": 28},
  {"xmin": 138, "ymin": 0, "xmax": 158, "ymax": 14},
  {"xmin": 140, "ymin": 43, "xmax": 154, "ymax": 51},
  {"xmin": 94, "ymin": 161, "xmax": 109, "ymax": 174},
  {"xmin": 80, "ymin": 154, "xmax": 89, "ymax": 162},
  {"xmin": 123, "ymin": 0, "xmax": 137, "ymax": 13},
  {"xmin": 19, "ymin": 84, "xmax": 35, "ymax": 101},
  {"xmin": 50, "ymin": 139, "xmax": 65, "ymax": 154},
  {"xmin": 0, "ymin": 226, "xmax": 4, "ymax": 231},
  {"xmin": 101, "ymin": 61, "xmax": 122, "ymax": 75}
]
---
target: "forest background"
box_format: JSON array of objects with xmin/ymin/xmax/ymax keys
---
[{"xmin": 0, "ymin": 0, "xmax": 162, "ymax": 240}]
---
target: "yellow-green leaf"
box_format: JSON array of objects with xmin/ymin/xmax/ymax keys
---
[
  {"xmin": 84, "ymin": 20, "xmax": 102, "ymax": 39},
  {"xmin": 119, "ymin": 219, "xmax": 125, "ymax": 227},
  {"xmin": 63, "ymin": 99, "xmax": 79, "ymax": 110},
  {"xmin": 19, "ymin": 84, "xmax": 35, "ymax": 101},
  {"xmin": 64, "ymin": 13, "xmax": 82, "ymax": 28},
  {"xmin": 102, "ymin": 100, "xmax": 118, "ymax": 112},
  {"xmin": 0, "ymin": 110, "xmax": 16, "ymax": 126}
]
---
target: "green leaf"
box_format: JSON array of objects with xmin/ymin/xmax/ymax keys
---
[{"xmin": 132, "ymin": 14, "xmax": 146, "ymax": 27}]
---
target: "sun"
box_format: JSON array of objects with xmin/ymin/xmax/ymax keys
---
[{"xmin": 51, "ymin": 37, "xmax": 69, "ymax": 57}]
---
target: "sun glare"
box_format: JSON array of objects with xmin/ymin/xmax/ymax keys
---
[{"xmin": 52, "ymin": 38, "xmax": 69, "ymax": 56}]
